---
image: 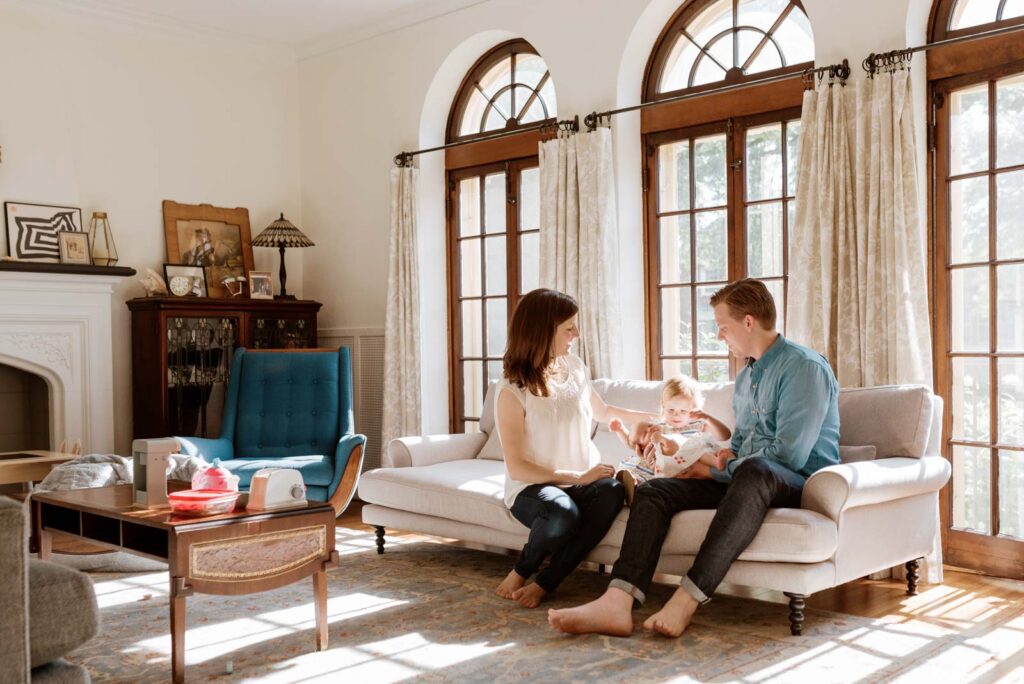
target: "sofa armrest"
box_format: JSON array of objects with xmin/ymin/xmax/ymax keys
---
[
  {"xmin": 0, "ymin": 497, "xmax": 30, "ymax": 682},
  {"xmin": 385, "ymin": 433, "xmax": 488, "ymax": 468},
  {"xmin": 802, "ymin": 456, "xmax": 951, "ymax": 522},
  {"xmin": 175, "ymin": 436, "xmax": 234, "ymax": 462}
]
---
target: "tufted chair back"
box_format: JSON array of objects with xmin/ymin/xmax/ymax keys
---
[{"xmin": 222, "ymin": 348, "xmax": 355, "ymax": 458}]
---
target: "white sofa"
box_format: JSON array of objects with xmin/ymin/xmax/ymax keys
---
[{"xmin": 359, "ymin": 380, "xmax": 951, "ymax": 634}]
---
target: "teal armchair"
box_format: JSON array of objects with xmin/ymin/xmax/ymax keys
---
[{"xmin": 177, "ymin": 347, "xmax": 366, "ymax": 514}]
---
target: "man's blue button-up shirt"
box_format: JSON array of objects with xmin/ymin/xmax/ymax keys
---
[{"xmin": 711, "ymin": 334, "xmax": 840, "ymax": 483}]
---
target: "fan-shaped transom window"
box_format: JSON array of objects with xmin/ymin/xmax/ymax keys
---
[
  {"xmin": 648, "ymin": 0, "xmax": 813, "ymax": 97},
  {"xmin": 448, "ymin": 40, "xmax": 557, "ymax": 143},
  {"xmin": 950, "ymin": 0, "xmax": 1024, "ymax": 31}
]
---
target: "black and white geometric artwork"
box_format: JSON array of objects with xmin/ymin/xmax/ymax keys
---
[{"xmin": 4, "ymin": 202, "xmax": 84, "ymax": 263}]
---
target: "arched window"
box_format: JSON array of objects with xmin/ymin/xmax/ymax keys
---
[
  {"xmin": 446, "ymin": 40, "xmax": 555, "ymax": 433},
  {"xmin": 932, "ymin": 0, "xmax": 1024, "ymax": 36},
  {"xmin": 448, "ymin": 40, "xmax": 557, "ymax": 142},
  {"xmin": 643, "ymin": 0, "xmax": 812, "ymax": 382},
  {"xmin": 646, "ymin": 0, "xmax": 813, "ymax": 98},
  {"xmin": 930, "ymin": 0, "xmax": 1024, "ymax": 578}
]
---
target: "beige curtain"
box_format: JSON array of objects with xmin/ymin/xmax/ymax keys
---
[
  {"xmin": 788, "ymin": 70, "xmax": 941, "ymax": 583},
  {"xmin": 539, "ymin": 127, "xmax": 620, "ymax": 378},
  {"xmin": 382, "ymin": 165, "xmax": 421, "ymax": 447},
  {"xmin": 788, "ymin": 79, "xmax": 858, "ymax": 381}
]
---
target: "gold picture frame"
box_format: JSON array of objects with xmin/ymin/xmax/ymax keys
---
[{"xmin": 162, "ymin": 200, "xmax": 254, "ymax": 298}]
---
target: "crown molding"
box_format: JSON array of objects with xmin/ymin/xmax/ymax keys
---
[
  {"xmin": 296, "ymin": 0, "xmax": 492, "ymax": 61},
  {"xmin": 8, "ymin": 0, "xmax": 298, "ymax": 63}
]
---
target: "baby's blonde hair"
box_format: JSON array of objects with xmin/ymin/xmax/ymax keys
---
[{"xmin": 661, "ymin": 374, "xmax": 703, "ymax": 408}]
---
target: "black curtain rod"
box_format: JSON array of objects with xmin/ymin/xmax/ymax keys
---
[
  {"xmin": 583, "ymin": 60, "xmax": 849, "ymax": 131},
  {"xmin": 864, "ymin": 21, "xmax": 1024, "ymax": 74},
  {"xmin": 392, "ymin": 22, "xmax": 1024, "ymax": 164},
  {"xmin": 393, "ymin": 115, "xmax": 578, "ymax": 166}
]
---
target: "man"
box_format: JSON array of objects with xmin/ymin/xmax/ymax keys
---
[{"xmin": 548, "ymin": 278, "xmax": 840, "ymax": 637}]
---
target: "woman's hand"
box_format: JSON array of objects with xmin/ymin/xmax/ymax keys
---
[
  {"xmin": 578, "ymin": 463, "xmax": 615, "ymax": 485},
  {"xmin": 628, "ymin": 420, "xmax": 656, "ymax": 450}
]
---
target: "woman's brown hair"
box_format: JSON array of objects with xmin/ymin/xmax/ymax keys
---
[{"xmin": 503, "ymin": 288, "xmax": 578, "ymax": 397}]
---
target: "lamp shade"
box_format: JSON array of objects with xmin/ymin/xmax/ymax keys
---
[{"xmin": 251, "ymin": 213, "xmax": 314, "ymax": 248}]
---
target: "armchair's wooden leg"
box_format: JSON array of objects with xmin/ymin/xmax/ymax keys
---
[
  {"xmin": 784, "ymin": 592, "xmax": 806, "ymax": 636},
  {"xmin": 598, "ymin": 563, "xmax": 606, "ymax": 575},
  {"xmin": 906, "ymin": 558, "xmax": 921, "ymax": 596},
  {"xmin": 375, "ymin": 526, "xmax": 385, "ymax": 554}
]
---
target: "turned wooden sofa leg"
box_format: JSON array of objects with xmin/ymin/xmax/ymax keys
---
[
  {"xmin": 375, "ymin": 526, "xmax": 386, "ymax": 554},
  {"xmin": 906, "ymin": 558, "xmax": 921, "ymax": 596},
  {"xmin": 784, "ymin": 592, "xmax": 806, "ymax": 636}
]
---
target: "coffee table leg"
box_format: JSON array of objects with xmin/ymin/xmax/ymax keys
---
[
  {"xmin": 170, "ymin": 577, "xmax": 188, "ymax": 683},
  {"xmin": 38, "ymin": 528, "xmax": 52, "ymax": 561},
  {"xmin": 314, "ymin": 568, "xmax": 328, "ymax": 650}
]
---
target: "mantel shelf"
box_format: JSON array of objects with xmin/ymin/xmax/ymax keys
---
[{"xmin": 0, "ymin": 261, "xmax": 136, "ymax": 277}]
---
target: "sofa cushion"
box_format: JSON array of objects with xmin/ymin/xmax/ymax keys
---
[
  {"xmin": 360, "ymin": 463, "xmax": 838, "ymax": 563},
  {"xmin": 477, "ymin": 428, "xmax": 504, "ymax": 461},
  {"xmin": 359, "ymin": 460, "xmax": 522, "ymax": 534},
  {"xmin": 28, "ymin": 560, "xmax": 98, "ymax": 669},
  {"xmin": 839, "ymin": 445, "xmax": 877, "ymax": 463},
  {"xmin": 601, "ymin": 506, "xmax": 837, "ymax": 563},
  {"xmin": 838, "ymin": 385, "xmax": 933, "ymax": 458},
  {"xmin": 222, "ymin": 455, "xmax": 334, "ymax": 488}
]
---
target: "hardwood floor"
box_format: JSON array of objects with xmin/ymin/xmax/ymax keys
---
[{"xmin": 339, "ymin": 500, "xmax": 1024, "ymax": 673}]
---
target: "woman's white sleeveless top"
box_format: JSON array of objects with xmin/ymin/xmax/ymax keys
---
[{"xmin": 495, "ymin": 354, "xmax": 600, "ymax": 508}]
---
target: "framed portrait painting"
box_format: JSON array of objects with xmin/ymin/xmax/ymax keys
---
[
  {"xmin": 4, "ymin": 202, "xmax": 84, "ymax": 263},
  {"xmin": 162, "ymin": 200, "xmax": 255, "ymax": 298}
]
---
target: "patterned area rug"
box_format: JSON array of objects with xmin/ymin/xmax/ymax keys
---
[{"xmin": 65, "ymin": 527, "xmax": 1021, "ymax": 683}]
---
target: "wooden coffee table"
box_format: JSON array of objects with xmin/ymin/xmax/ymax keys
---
[
  {"xmin": 0, "ymin": 450, "xmax": 77, "ymax": 487},
  {"xmin": 33, "ymin": 485, "xmax": 338, "ymax": 683}
]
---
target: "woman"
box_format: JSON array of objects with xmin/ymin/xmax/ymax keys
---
[{"xmin": 494, "ymin": 288, "xmax": 652, "ymax": 608}]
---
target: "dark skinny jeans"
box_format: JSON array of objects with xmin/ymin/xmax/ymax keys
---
[
  {"xmin": 610, "ymin": 457, "xmax": 805, "ymax": 604},
  {"xmin": 510, "ymin": 477, "xmax": 625, "ymax": 593}
]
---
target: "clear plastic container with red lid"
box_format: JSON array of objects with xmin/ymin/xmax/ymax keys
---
[{"xmin": 167, "ymin": 489, "xmax": 241, "ymax": 516}]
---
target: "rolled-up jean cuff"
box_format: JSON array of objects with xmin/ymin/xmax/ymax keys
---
[
  {"xmin": 680, "ymin": 574, "xmax": 711, "ymax": 605},
  {"xmin": 609, "ymin": 578, "xmax": 645, "ymax": 606}
]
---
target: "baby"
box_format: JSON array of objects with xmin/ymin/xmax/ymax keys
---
[{"xmin": 609, "ymin": 374, "xmax": 732, "ymax": 504}]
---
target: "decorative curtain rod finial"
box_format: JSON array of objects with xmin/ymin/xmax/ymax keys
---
[{"xmin": 393, "ymin": 152, "xmax": 414, "ymax": 167}]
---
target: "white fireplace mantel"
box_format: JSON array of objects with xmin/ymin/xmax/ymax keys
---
[{"xmin": 0, "ymin": 269, "xmax": 127, "ymax": 453}]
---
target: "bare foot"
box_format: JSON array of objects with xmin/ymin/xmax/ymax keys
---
[
  {"xmin": 548, "ymin": 587, "xmax": 634, "ymax": 636},
  {"xmin": 642, "ymin": 588, "xmax": 699, "ymax": 637},
  {"xmin": 495, "ymin": 569, "xmax": 526, "ymax": 600},
  {"xmin": 512, "ymin": 582, "xmax": 547, "ymax": 608}
]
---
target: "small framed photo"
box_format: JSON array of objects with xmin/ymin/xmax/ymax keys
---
[
  {"xmin": 164, "ymin": 264, "xmax": 208, "ymax": 297},
  {"xmin": 58, "ymin": 230, "xmax": 92, "ymax": 265},
  {"xmin": 248, "ymin": 271, "xmax": 273, "ymax": 299}
]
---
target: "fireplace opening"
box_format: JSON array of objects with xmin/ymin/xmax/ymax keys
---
[{"xmin": 0, "ymin": 364, "xmax": 50, "ymax": 453}]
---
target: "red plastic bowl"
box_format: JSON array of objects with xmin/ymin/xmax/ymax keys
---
[{"xmin": 167, "ymin": 489, "xmax": 241, "ymax": 516}]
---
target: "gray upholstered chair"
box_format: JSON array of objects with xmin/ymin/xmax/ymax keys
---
[{"xmin": 0, "ymin": 496, "xmax": 99, "ymax": 683}]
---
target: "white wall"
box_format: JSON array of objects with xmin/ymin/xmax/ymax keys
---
[
  {"xmin": 298, "ymin": 0, "xmax": 932, "ymax": 434},
  {"xmin": 0, "ymin": 1, "xmax": 303, "ymax": 454}
]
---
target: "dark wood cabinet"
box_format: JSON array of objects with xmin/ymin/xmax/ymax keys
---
[{"xmin": 128, "ymin": 297, "xmax": 322, "ymax": 440}]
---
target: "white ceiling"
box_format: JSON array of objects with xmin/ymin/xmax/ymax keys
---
[{"xmin": 74, "ymin": 0, "xmax": 488, "ymax": 56}]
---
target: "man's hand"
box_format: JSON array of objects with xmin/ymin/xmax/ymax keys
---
[
  {"xmin": 713, "ymin": 447, "xmax": 736, "ymax": 470},
  {"xmin": 676, "ymin": 462, "xmax": 713, "ymax": 479}
]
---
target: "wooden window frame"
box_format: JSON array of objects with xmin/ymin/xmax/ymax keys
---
[
  {"xmin": 929, "ymin": 0, "xmax": 1024, "ymax": 580},
  {"xmin": 643, "ymin": 107, "xmax": 801, "ymax": 380}
]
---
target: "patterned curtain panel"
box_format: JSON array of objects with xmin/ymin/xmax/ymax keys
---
[
  {"xmin": 538, "ymin": 127, "xmax": 621, "ymax": 379},
  {"xmin": 382, "ymin": 165, "xmax": 422, "ymax": 449},
  {"xmin": 788, "ymin": 70, "xmax": 940, "ymax": 582}
]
